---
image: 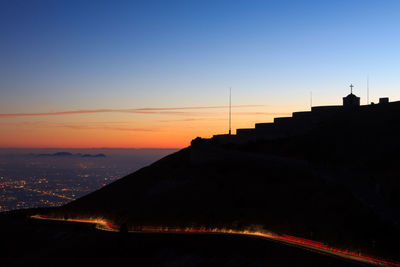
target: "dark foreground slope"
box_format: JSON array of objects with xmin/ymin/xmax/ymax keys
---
[
  {"xmin": 1, "ymin": 210, "xmax": 364, "ymax": 267},
  {"xmin": 51, "ymin": 103, "xmax": 400, "ymax": 261},
  {"xmin": 52, "ymin": 146, "xmax": 398, "ymax": 261}
]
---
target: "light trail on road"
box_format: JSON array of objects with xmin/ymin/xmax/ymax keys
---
[{"xmin": 31, "ymin": 215, "xmax": 400, "ymax": 267}]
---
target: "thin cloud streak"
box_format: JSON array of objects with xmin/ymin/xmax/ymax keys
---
[
  {"xmin": 0, "ymin": 121, "xmax": 157, "ymax": 132},
  {"xmin": 157, "ymin": 118, "xmax": 226, "ymax": 123},
  {"xmin": 234, "ymin": 112, "xmax": 291, "ymax": 116},
  {"xmin": 60, "ymin": 125, "xmax": 156, "ymax": 132},
  {"xmin": 0, "ymin": 105, "xmax": 265, "ymax": 118},
  {"xmin": 135, "ymin": 105, "xmax": 265, "ymax": 111}
]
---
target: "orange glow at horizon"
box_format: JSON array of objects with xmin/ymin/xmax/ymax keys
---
[{"xmin": 0, "ymin": 105, "xmax": 294, "ymax": 148}]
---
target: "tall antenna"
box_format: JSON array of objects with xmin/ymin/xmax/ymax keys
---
[
  {"xmin": 310, "ymin": 91, "xmax": 312, "ymax": 110},
  {"xmin": 367, "ymin": 75, "xmax": 370, "ymax": 105},
  {"xmin": 229, "ymin": 87, "xmax": 231, "ymax": 135}
]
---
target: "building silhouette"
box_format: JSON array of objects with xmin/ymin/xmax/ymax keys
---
[
  {"xmin": 211, "ymin": 84, "xmax": 392, "ymax": 144},
  {"xmin": 343, "ymin": 84, "xmax": 360, "ymax": 108}
]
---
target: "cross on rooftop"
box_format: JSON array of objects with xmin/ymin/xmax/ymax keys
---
[{"xmin": 350, "ymin": 84, "xmax": 354, "ymax": 94}]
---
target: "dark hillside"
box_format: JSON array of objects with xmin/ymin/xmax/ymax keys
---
[
  {"xmin": 50, "ymin": 102, "xmax": 400, "ymax": 261},
  {"xmin": 54, "ymin": 145, "xmax": 399, "ymax": 261}
]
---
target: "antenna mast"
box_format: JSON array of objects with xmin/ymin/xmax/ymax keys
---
[
  {"xmin": 310, "ymin": 91, "xmax": 312, "ymax": 110},
  {"xmin": 367, "ymin": 75, "xmax": 369, "ymax": 105},
  {"xmin": 229, "ymin": 87, "xmax": 231, "ymax": 135}
]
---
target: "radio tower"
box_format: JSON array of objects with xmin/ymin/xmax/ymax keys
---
[
  {"xmin": 367, "ymin": 75, "xmax": 370, "ymax": 105},
  {"xmin": 229, "ymin": 87, "xmax": 232, "ymax": 135}
]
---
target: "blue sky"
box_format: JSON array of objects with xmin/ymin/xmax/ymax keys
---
[
  {"xmin": 2, "ymin": 0, "xmax": 400, "ymax": 108},
  {"xmin": 1, "ymin": 0, "xmax": 400, "ymax": 147}
]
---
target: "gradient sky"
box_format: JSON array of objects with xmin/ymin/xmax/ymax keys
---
[{"xmin": 1, "ymin": 0, "xmax": 400, "ymax": 148}]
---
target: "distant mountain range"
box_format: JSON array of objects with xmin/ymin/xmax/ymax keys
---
[{"xmin": 32, "ymin": 152, "xmax": 106, "ymax": 158}]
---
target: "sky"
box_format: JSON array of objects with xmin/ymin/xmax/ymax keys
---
[{"xmin": 1, "ymin": 0, "xmax": 400, "ymax": 148}]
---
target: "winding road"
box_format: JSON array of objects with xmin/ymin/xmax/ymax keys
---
[{"xmin": 31, "ymin": 215, "xmax": 400, "ymax": 267}]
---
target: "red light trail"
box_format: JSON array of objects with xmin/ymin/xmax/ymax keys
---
[{"xmin": 31, "ymin": 215, "xmax": 400, "ymax": 267}]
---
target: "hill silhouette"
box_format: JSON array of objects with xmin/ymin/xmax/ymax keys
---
[
  {"xmin": 51, "ymin": 99, "xmax": 400, "ymax": 261},
  {"xmin": 35, "ymin": 152, "xmax": 106, "ymax": 158}
]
